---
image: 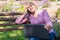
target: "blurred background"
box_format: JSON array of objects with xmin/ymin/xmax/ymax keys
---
[{"xmin": 0, "ymin": 0, "xmax": 60, "ymax": 40}]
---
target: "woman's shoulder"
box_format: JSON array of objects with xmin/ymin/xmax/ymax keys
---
[{"xmin": 36, "ymin": 9, "xmax": 47, "ymax": 15}]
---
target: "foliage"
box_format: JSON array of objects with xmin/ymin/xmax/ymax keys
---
[
  {"xmin": 15, "ymin": 4, "xmax": 25, "ymax": 12},
  {"xmin": 53, "ymin": 23, "xmax": 60, "ymax": 36},
  {"xmin": 2, "ymin": 2, "xmax": 25, "ymax": 13},
  {"xmin": 50, "ymin": 0, "xmax": 57, "ymax": 1},
  {"xmin": 2, "ymin": 4, "xmax": 11, "ymax": 12},
  {"xmin": 56, "ymin": 9, "xmax": 60, "ymax": 18}
]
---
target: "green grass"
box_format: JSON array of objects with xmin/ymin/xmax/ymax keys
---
[
  {"xmin": 0, "ymin": 21, "xmax": 27, "ymax": 40},
  {"xmin": 0, "ymin": 30, "xmax": 27, "ymax": 40}
]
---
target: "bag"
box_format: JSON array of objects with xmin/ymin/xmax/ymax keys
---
[{"xmin": 23, "ymin": 24, "xmax": 49, "ymax": 39}]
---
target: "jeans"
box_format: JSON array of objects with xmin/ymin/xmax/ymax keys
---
[
  {"xmin": 29, "ymin": 32, "xmax": 55, "ymax": 40},
  {"xmin": 49, "ymin": 32, "xmax": 56, "ymax": 40},
  {"xmin": 28, "ymin": 37, "xmax": 40, "ymax": 40},
  {"xmin": 29, "ymin": 37, "xmax": 48, "ymax": 40}
]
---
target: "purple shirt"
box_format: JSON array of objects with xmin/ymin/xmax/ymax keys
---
[{"xmin": 15, "ymin": 9, "xmax": 53, "ymax": 33}]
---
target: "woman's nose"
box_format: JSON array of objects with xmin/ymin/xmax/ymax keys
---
[{"xmin": 30, "ymin": 7, "xmax": 33, "ymax": 10}]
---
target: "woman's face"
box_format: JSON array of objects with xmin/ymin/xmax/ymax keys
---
[{"xmin": 27, "ymin": 4, "xmax": 36, "ymax": 13}]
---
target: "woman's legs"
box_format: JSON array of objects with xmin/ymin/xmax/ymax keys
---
[
  {"xmin": 49, "ymin": 32, "xmax": 55, "ymax": 40},
  {"xmin": 29, "ymin": 37, "xmax": 48, "ymax": 40},
  {"xmin": 28, "ymin": 32, "xmax": 56, "ymax": 40},
  {"xmin": 29, "ymin": 37, "xmax": 40, "ymax": 40}
]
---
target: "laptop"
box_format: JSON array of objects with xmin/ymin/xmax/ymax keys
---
[{"xmin": 23, "ymin": 24, "xmax": 49, "ymax": 39}]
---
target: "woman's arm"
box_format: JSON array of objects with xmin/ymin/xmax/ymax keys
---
[
  {"xmin": 15, "ymin": 14, "xmax": 28, "ymax": 24},
  {"xmin": 43, "ymin": 9, "xmax": 53, "ymax": 31}
]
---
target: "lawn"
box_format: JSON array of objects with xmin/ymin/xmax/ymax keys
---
[
  {"xmin": 0, "ymin": 21, "xmax": 27, "ymax": 40},
  {"xmin": 0, "ymin": 30, "xmax": 25, "ymax": 40},
  {"xmin": 0, "ymin": 28, "xmax": 27, "ymax": 40}
]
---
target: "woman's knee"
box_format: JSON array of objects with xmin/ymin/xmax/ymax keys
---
[{"xmin": 49, "ymin": 32, "xmax": 55, "ymax": 40}]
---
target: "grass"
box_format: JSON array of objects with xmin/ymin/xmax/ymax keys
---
[
  {"xmin": 0, "ymin": 29, "xmax": 27, "ymax": 40},
  {"xmin": 0, "ymin": 21, "xmax": 27, "ymax": 40}
]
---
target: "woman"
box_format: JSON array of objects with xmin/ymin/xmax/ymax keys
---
[{"xmin": 15, "ymin": 2, "xmax": 55, "ymax": 40}]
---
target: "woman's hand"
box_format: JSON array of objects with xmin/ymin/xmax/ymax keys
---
[
  {"xmin": 15, "ymin": 13, "xmax": 27, "ymax": 24},
  {"xmin": 44, "ymin": 24, "xmax": 52, "ymax": 31}
]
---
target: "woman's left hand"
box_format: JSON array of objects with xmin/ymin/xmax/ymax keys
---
[{"xmin": 44, "ymin": 24, "xmax": 52, "ymax": 31}]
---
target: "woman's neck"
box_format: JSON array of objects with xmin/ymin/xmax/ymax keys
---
[{"xmin": 31, "ymin": 10, "xmax": 39, "ymax": 18}]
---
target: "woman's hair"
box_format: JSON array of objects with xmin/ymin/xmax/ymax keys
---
[{"xmin": 26, "ymin": 2, "xmax": 35, "ymax": 6}]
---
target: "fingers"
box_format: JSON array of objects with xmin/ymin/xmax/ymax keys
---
[
  {"xmin": 44, "ymin": 25, "xmax": 52, "ymax": 31},
  {"xmin": 44, "ymin": 26, "xmax": 49, "ymax": 31}
]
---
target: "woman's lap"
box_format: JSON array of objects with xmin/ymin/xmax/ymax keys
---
[
  {"xmin": 29, "ymin": 37, "xmax": 48, "ymax": 40},
  {"xmin": 29, "ymin": 37, "xmax": 40, "ymax": 40},
  {"xmin": 29, "ymin": 32, "xmax": 55, "ymax": 40},
  {"xmin": 49, "ymin": 32, "xmax": 56, "ymax": 40}
]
